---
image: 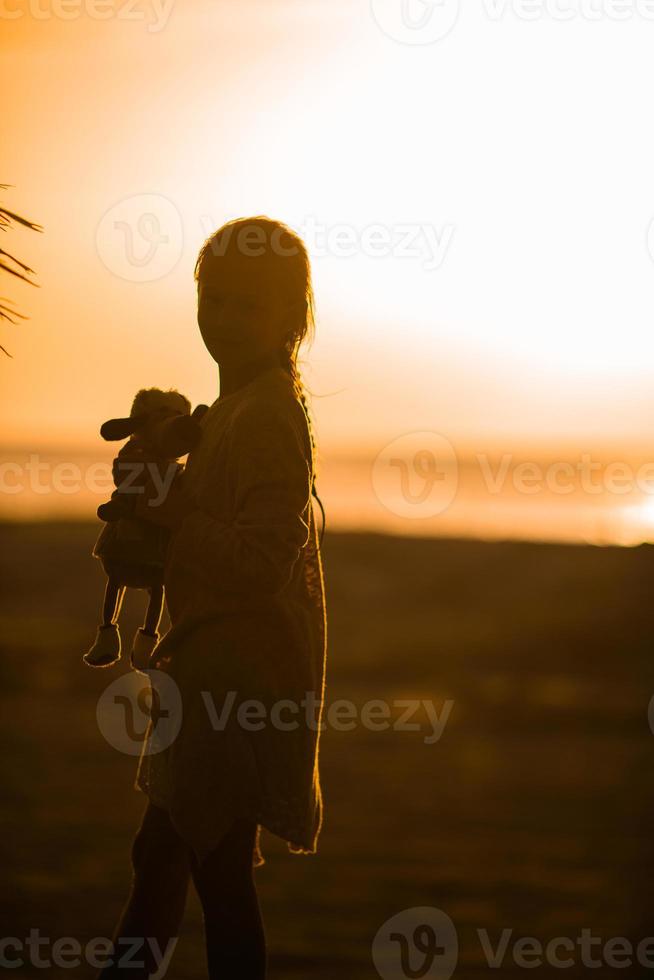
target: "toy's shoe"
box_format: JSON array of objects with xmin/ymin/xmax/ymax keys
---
[
  {"xmin": 130, "ymin": 628, "xmax": 160, "ymax": 673},
  {"xmin": 83, "ymin": 624, "xmax": 121, "ymax": 668}
]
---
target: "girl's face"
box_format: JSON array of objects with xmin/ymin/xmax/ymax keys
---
[{"xmin": 197, "ymin": 252, "xmax": 292, "ymax": 367}]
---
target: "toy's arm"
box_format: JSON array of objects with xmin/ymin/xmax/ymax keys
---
[{"xmin": 167, "ymin": 403, "xmax": 312, "ymax": 596}]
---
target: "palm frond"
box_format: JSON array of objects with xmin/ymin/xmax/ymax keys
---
[
  {"xmin": 0, "ymin": 209, "xmax": 43, "ymax": 233},
  {"xmin": 0, "ymin": 298, "xmax": 29, "ymax": 324},
  {"xmin": 0, "ymin": 254, "xmax": 37, "ymax": 285},
  {"xmin": 1, "ymin": 186, "xmax": 42, "ymax": 356}
]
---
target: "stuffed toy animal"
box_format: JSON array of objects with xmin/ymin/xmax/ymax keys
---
[{"xmin": 83, "ymin": 387, "xmax": 209, "ymax": 671}]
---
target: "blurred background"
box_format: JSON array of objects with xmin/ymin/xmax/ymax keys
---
[{"xmin": 2, "ymin": 0, "xmax": 654, "ymax": 976}]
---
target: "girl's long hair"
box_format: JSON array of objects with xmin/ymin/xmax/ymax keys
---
[{"xmin": 194, "ymin": 216, "xmax": 325, "ymax": 544}]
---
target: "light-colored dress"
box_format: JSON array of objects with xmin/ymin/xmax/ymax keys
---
[{"xmin": 136, "ymin": 366, "xmax": 328, "ymax": 868}]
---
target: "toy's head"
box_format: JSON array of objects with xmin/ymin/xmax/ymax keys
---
[{"xmin": 100, "ymin": 388, "xmax": 207, "ymax": 458}]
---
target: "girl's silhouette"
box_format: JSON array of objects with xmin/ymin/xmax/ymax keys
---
[{"xmin": 99, "ymin": 217, "xmax": 328, "ymax": 980}]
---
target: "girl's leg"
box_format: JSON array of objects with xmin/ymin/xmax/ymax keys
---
[
  {"xmin": 99, "ymin": 803, "xmax": 189, "ymax": 978},
  {"xmin": 189, "ymin": 819, "xmax": 267, "ymax": 980}
]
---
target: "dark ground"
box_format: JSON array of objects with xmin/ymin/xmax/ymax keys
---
[{"xmin": 1, "ymin": 522, "xmax": 653, "ymax": 978}]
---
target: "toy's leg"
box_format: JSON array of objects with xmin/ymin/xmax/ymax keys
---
[
  {"xmin": 83, "ymin": 578, "xmax": 124, "ymax": 668},
  {"xmin": 144, "ymin": 584, "xmax": 164, "ymax": 636},
  {"xmin": 102, "ymin": 580, "xmax": 126, "ymax": 626},
  {"xmin": 131, "ymin": 585, "xmax": 164, "ymax": 673}
]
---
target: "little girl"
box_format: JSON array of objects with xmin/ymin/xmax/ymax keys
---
[{"xmin": 100, "ymin": 217, "xmax": 328, "ymax": 979}]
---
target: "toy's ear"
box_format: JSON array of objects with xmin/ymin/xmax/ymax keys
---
[
  {"xmin": 100, "ymin": 413, "xmax": 147, "ymax": 441},
  {"xmin": 191, "ymin": 404, "xmax": 210, "ymax": 422}
]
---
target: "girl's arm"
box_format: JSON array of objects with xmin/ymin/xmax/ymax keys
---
[{"xmin": 167, "ymin": 402, "xmax": 313, "ymax": 596}]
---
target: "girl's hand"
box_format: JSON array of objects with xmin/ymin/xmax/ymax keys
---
[{"xmin": 132, "ymin": 474, "xmax": 195, "ymax": 530}]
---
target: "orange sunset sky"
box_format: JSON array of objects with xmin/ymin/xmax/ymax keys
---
[{"xmin": 4, "ymin": 0, "xmax": 654, "ymax": 464}]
